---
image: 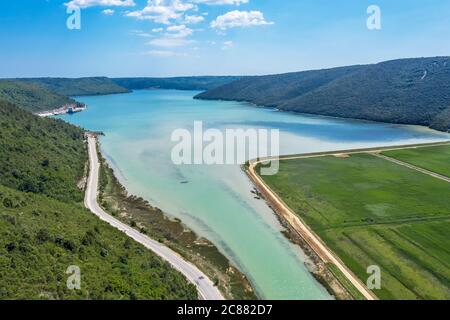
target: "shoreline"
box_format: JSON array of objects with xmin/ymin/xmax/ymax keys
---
[
  {"xmin": 95, "ymin": 137, "xmax": 258, "ymax": 300},
  {"xmin": 244, "ymin": 140, "xmax": 450, "ymax": 300},
  {"xmin": 61, "ymin": 90, "xmax": 449, "ymax": 300},
  {"xmin": 36, "ymin": 103, "xmax": 87, "ymax": 117},
  {"xmin": 194, "ymin": 96, "xmax": 450, "ymax": 134},
  {"xmin": 244, "ymin": 164, "xmax": 366, "ymax": 300},
  {"xmin": 84, "ymin": 135, "xmax": 224, "ymax": 300}
]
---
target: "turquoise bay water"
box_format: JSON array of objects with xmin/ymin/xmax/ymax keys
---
[{"xmin": 60, "ymin": 90, "xmax": 449, "ymax": 299}]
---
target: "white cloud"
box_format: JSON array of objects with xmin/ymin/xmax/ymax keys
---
[
  {"xmin": 211, "ymin": 10, "xmax": 273, "ymax": 30},
  {"xmin": 192, "ymin": 0, "xmax": 248, "ymax": 5},
  {"xmin": 131, "ymin": 29, "xmax": 153, "ymax": 37},
  {"xmin": 65, "ymin": 0, "xmax": 135, "ymax": 9},
  {"xmin": 152, "ymin": 28, "xmax": 164, "ymax": 32},
  {"xmin": 166, "ymin": 24, "xmax": 193, "ymax": 38},
  {"xmin": 126, "ymin": 0, "xmax": 195, "ymax": 25},
  {"xmin": 102, "ymin": 9, "xmax": 115, "ymax": 14},
  {"xmin": 184, "ymin": 14, "xmax": 204, "ymax": 24},
  {"xmin": 148, "ymin": 24, "xmax": 195, "ymax": 47},
  {"xmin": 148, "ymin": 38, "xmax": 194, "ymax": 47},
  {"xmin": 143, "ymin": 50, "xmax": 187, "ymax": 57},
  {"xmin": 221, "ymin": 40, "xmax": 233, "ymax": 49}
]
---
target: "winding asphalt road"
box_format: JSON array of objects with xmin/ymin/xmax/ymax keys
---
[{"xmin": 84, "ymin": 136, "xmax": 224, "ymax": 300}]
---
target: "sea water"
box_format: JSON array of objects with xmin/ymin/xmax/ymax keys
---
[{"xmin": 59, "ymin": 90, "xmax": 450, "ymax": 299}]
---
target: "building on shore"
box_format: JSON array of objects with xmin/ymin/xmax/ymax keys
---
[{"xmin": 36, "ymin": 103, "xmax": 87, "ymax": 117}]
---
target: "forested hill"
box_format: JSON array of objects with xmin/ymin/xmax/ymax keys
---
[
  {"xmin": 0, "ymin": 100, "xmax": 197, "ymax": 299},
  {"xmin": 17, "ymin": 77, "xmax": 131, "ymax": 96},
  {"xmin": 196, "ymin": 57, "xmax": 450, "ymax": 132},
  {"xmin": 0, "ymin": 77, "xmax": 129, "ymax": 113},
  {"xmin": 0, "ymin": 76, "xmax": 239, "ymax": 113},
  {"xmin": 0, "ymin": 101, "xmax": 86, "ymax": 202},
  {"xmin": 195, "ymin": 66, "xmax": 364, "ymax": 106},
  {"xmin": 0, "ymin": 80, "xmax": 75, "ymax": 112},
  {"xmin": 113, "ymin": 76, "xmax": 241, "ymax": 91}
]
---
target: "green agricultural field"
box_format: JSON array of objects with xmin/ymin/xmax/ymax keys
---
[
  {"xmin": 261, "ymin": 152, "xmax": 450, "ymax": 300},
  {"xmin": 382, "ymin": 144, "xmax": 450, "ymax": 177}
]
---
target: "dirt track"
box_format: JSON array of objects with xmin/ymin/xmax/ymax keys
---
[
  {"xmin": 246, "ymin": 141, "xmax": 450, "ymax": 300},
  {"xmin": 247, "ymin": 159, "xmax": 377, "ymax": 300}
]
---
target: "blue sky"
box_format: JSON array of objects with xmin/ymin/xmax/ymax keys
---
[{"xmin": 1, "ymin": 0, "xmax": 450, "ymax": 77}]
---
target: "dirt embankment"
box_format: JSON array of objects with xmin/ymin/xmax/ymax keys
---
[
  {"xmin": 245, "ymin": 160, "xmax": 377, "ymax": 300},
  {"xmin": 97, "ymin": 148, "xmax": 257, "ymax": 300}
]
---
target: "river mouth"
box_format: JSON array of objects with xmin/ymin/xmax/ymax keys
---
[{"xmin": 59, "ymin": 89, "xmax": 450, "ymax": 300}]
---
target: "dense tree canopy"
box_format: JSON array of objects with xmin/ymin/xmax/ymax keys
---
[
  {"xmin": 18, "ymin": 77, "xmax": 130, "ymax": 96},
  {"xmin": 113, "ymin": 76, "xmax": 241, "ymax": 91},
  {"xmin": 0, "ymin": 76, "xmax": 241, "ymax": 113},
  {"xmin": 196, "ymin": 57, "xmax": 450, "ymax": 132},
  {"xmin": 0, "ymin": 100, "xmax": 197, "ymax": 299},
  {"xmin": 0, "ymin": 101, "xmax": 86, "ymax": 202},
  {"xmin": 0, "ymin": 80, "xmax": 74, "ymax": 112}
]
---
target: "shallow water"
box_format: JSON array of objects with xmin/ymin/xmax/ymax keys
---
[{"xmin": 60, "ymin": 90, "xmax": 449, "ymax": 299}]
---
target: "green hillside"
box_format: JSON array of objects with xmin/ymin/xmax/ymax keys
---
[
  {"xmin": 0, "ymin": 76, "xmax": 238, "ymax": 114},
  {"xmin": 196, "ymin": 57, "xmax": 450, "ymax": 132},
  {"xmin": 0, "ymin": 101, "xmax": 86, "ymax": 202},
  {"xmin": 0, "ymin": 80, "xmax": 74, "ymax": 112},
  {"xmin": 18, "ymin": 77, "xmax": 130, "ymax": 96},
  {"xmin": 195, "ymin": 66, "xmax": 363, "ymax": 106},
  {"xmin": 0, "ymin": 184, "xmax": 197, "ymax": 300},
  {"xmin": 0, "ymin": 77, "xmax": 130, "ymax": 113},
  {"xmin": 114, "ymin": 76, "xmax": 241, "ymax": 91},
  {"xmin": 0, "ymin": 100, "xmax": 197, "ymax": 299}
]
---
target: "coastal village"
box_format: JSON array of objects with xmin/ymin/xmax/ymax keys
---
[{"xmin": 36, "ymin": 103, "xmax": 86, "ymax": 117}]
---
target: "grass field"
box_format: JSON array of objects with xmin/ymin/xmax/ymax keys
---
[
  {"xmin": 261, "ymin": 149, "xmax": 450, "ymax": 300},
  {"xmin": 382, "ymin": 144, "xmax": 450, "ymax": 177}
]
